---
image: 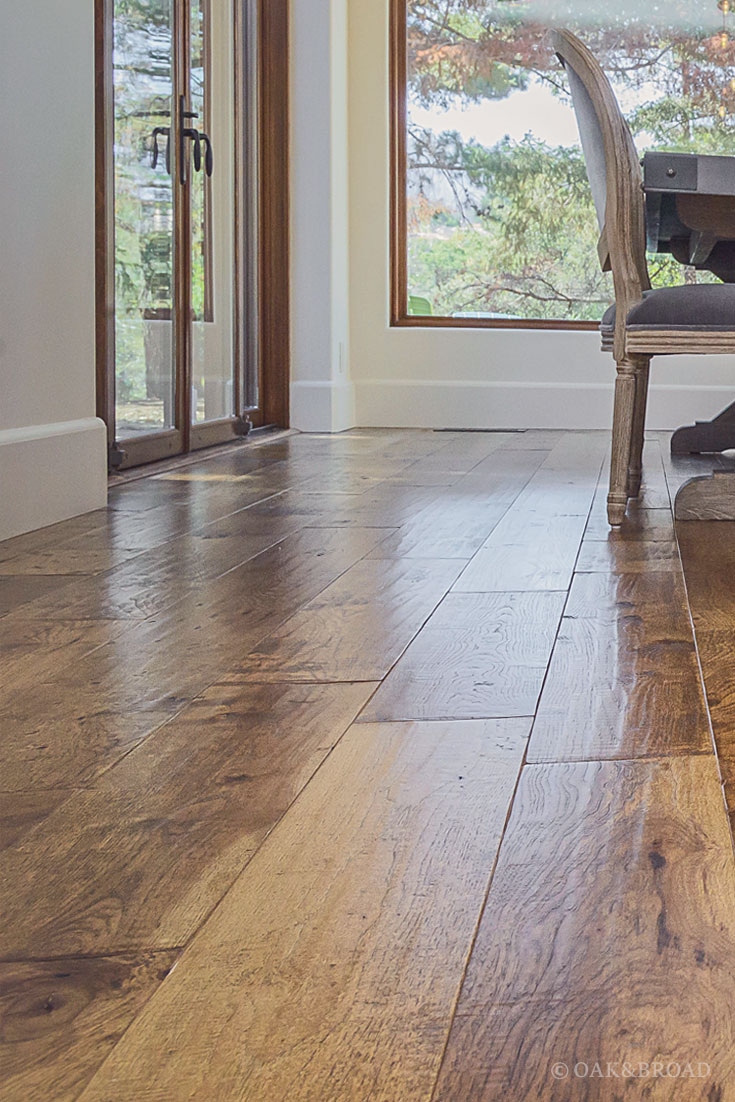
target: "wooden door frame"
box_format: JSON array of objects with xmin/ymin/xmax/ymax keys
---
[
  {"xmin": 95, "ymin": 0, "xmax": 290, "ymax": 469},
  {"xmin": 257, "ymin": 0, "xmax": 290, "ymax": 427}
]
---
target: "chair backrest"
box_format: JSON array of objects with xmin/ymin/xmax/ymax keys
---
[{"xmin": 551, "ymin": 29, "xmax": 650, "ymax": 351}]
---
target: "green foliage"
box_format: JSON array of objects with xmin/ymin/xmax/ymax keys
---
[
  {"xmin": 406, "ymin": 0, "xmax": 735, "ymax": 320},
  {"xmin": 409, "ymin": 134, "xmax": 609, "ymax": 319}
]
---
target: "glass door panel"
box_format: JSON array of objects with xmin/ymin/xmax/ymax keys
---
[
  {"xmin": 100, "ymin": 0, "xmax": 266, "ymax": 465},
  {"xmin": 190, "ymin": 0, "xmax": 236, "ymax": 426},
  {"xmin": 112, "ymin": 0, "xmax": 177, "ymax": 439}
]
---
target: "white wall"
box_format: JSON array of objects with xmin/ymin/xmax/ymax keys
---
[
  {"xmin": 347, "ymin": 0, "xmax": 735, "ymax": 431},
  {"xmin": 290, "ymin": 0, "xmax": 355, "ymax": 431},
  {"xmin": 0, "ymin": 3, "xmax": 106, "ymax": 540}
]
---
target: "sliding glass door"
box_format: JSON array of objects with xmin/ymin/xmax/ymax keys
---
[
  {"xmin": 112, "ymin": 0, "xmax": 177, "ymax": 450},
  {"xmin": 99, "ymin": 0, "xmax": 260, "ymax": 467}
]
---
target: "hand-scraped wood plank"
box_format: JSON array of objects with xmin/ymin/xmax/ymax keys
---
[
  {"xmin": 0, "ymin": 952, "xmax": 178, "ymax": 1102},
  {"xmin": 0, "ymin": 527, "xmax": 390, "ymax": 791},
  {"xmin": 0, "ymin": 791, "xmax": 78, "ymax": 851},
  {"xmin": 725, "ymin": 770, "xmax": 735, "ymax": 835},
  {"xmin": 8, "ymin": 569, "xmax": 198, "ymax": 622},
  {"xmin": 584, "ymin": 507, "xmax": 674, "ymax": 542},
  {"xmin": 299, "ymin": 484, "xmax": 442, "ymax": 529},
  {"xmin": 451, "ymin": 432, "xmax": 605, "ymax": 536},
  {"xmin": 575, "ymin": 538, "xmax": 679, "ymax": 573},
  {"xmin": 677, "ymin": 521, "xmax": 735, "ymax": 813},
  {"xmin": 0, "ymin": 682, "xmax": 376, "ymax": 958},
  {"xmin": 678, "ymin": 575, "xmax": 735, "ymax": 635},
  {"xmin": 282, "ymin": 469, "xmax": 390, "ymax": 495},
  {"xmin": 234, "ymin": 558, "xmax": 463, "ymax": 682},
  {"xmin": 676, "ymin": 521, "xmax": 735, "ymax": 630},
  {"xmin": 12, "ymin": 510, "xmax": 326, "ymax": 622},
  {"xmin": 361, "ymin": 591, "xmax": 566, "ymax": 722},
  {"xmin": 368, "ymin": 449, "xmax": 550, "ymax": 559},
  {"xmin": 446, "ymin": 434, "xmax": 605, "ymax": 590},
  {"xmin": 380, "ymin": 433, "xmax": 513, "ymax": 486},
  {"xmin": 0, "ymin": 511, "xmax": 112, "ymax": 563},
  {"xmin": 106, "ymin": 476, "xmax": 290, "ymax": 528},
  {"xmin": 0, "ymin": 576, "xmax": 76, "ymax": 618},
  {"xmin": 78, "ymin": 718, "xmax": 530, "ymax": 1102},
  {"xmin": 525, "ymin": 430, "xmax": 607, "ymax": 472},
  {"xmin": 433, "ymin": 756, "xmax": 735, "ymax": 1100},
  {"xmin": 528, "ymin": 624, "xmax": 709, "ymax": 763},
  {"xmin": 676, "ymin": 621, "xmax": 735, "ymax": 812},
  {"xmin": 0, "ymin": 620, "xmax": 124, "ymax": 696},
  {"xmin": 528, "ymin": 571, "xmax": 710, "ymax": 761},
  {"xmin": 0, "ymin": 547, "xmax": 144, "ymax": 576},
  {"xmin": 563, "ymin": 569, "xmax": 692, "ymax": 623},
  {"xmin": 499, "ymin": 467, "xmax": 601, "ymax": 519},
  {"xmin": 453, "ymin": 514, "xmax": 587, "ymax": 592}
]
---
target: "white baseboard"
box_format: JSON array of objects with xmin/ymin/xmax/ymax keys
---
[
  {"xmin": 0, "ymin": 417, "xmax": 108, "ymax": 541},
  {"xmin": 290, "ymin": 380, "xmax": 356, "ymax": 432},
  {"xmin": 354, "ymin": 379, "xmax": 735, "ymax": 431}
]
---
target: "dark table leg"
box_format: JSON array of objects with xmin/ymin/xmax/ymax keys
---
[{"xmin": 671, "ymin": 400, "xmax": 735, "ymax": 455}]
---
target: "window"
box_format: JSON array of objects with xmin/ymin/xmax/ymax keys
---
[{"xmin": 391, "ymin": 0, "xmax": 734, "ymax": 328}]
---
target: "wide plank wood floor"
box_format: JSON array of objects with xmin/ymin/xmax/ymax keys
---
[
  {"xmin": 1, "ymin": 428, "xmax": 734, "ymax": 1101},
  {"xmin": 678, "ymin": 520, "xmax": 735, "ymax": 848}
]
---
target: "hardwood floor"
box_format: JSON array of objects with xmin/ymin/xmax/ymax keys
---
[
  {"xmin": 1, "ymin": 429, "xmax": 734, "ymax": 1101},
  {"xmin": 0, "ymin": 682, "xmax": 376, "ymax": 958},
  {"xmin": 361, "ymin": 590, "xmax": 567, "ymax": 722},
  {"xmin": 526, "ymin": 572, "xmax": 710, "ymax": 762},
  {"xmin": 78, "ymin": 718, "xmax": 530, "ymax": 1101},
  {"xmin": 678, "ymin": 520, "xmax": 735, "ymax": 845},
  {"xmin": 435, "ymin": 756, "xmax": 735, "ymax": 1101},
  {"xmin": 0, "ymin": 953, "xmax": 178, "ymax": 1101}
]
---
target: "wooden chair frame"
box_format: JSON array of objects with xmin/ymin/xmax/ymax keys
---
[{"xmin": 552, "ymin": 29, "xmax": 735, "ymax": 525}]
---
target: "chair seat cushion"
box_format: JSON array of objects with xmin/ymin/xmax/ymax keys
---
[{"xmin": 601, "ymin": 283, "xmax": 735, "ymax": 331}]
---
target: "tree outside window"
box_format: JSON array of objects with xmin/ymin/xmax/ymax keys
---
[{"xmin": 404, "ymin": 0, "xmax": 735, "ymax": 322}]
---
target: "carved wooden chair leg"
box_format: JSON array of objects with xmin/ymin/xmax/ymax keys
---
[
  {"xmin": 607, "ymin": 358, "xmax": 637, "ymax": 526},
  {"xmin": 627, "ymin": 356, "xmax": 651, "ymax": 499}
]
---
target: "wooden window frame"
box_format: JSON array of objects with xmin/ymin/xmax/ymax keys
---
[
  {"xmin": 389, "ymin": 0, "xmax": 598, "ymax": 332},
  {"xmin": 96, "ymin": 0, "xmax": 290, "ymax": 468}
]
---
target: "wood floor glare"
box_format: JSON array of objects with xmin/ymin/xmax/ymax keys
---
[{"xmin": 0, "ymin": 429, "xmax": 733, "ymax": 1102}]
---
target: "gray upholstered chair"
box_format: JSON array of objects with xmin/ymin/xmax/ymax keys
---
[{"xmin": 553, "ymin": 29, "xmax": 735, "ymax": 526}]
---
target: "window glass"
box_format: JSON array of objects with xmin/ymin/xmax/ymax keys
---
[
  {"xmin": 113, "ymin": 0, "xmax": 176, "ymax": 435},
  {"xmin": 406, "ymin": 0, "xmax": 734, "ymax": 321}
]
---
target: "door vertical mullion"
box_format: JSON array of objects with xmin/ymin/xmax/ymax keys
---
[
  {"xmin": 173, "ymin": 0, "xmax": 193, "ymax": 450},
  {"xmin": 236, "ymin": 0, "xmax": 261, "ymax": 421}
]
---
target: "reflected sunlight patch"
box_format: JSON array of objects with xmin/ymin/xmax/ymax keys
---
[{"xmin": 153, "ymin": 473, "xmax": 260, "ymax": 482}]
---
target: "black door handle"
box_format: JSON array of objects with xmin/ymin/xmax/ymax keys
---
[
  {"xmin": 187, "ymin": 127, "xmax": 202, "ymax": 173},
  {"xmin": 199, "ymin": 133, "xmax": 214, "ymax": 177},
  {"xmin": 176, "ymin": 97, "xmax": 213, "ymax": 181}
]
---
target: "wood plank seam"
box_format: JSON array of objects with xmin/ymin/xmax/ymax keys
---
[
  {"xmin": 427, "ymin": 728, "xmax": 532, "ymax": 1102},
  {"xmin": 424, "ymin": 451, "xmax": 608, "ymax": 1096}
]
